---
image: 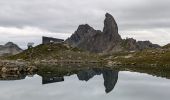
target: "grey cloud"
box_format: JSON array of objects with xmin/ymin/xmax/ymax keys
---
[{"xmin": 0, "ymin": 0, "xmax": 170, "ymax": 33}]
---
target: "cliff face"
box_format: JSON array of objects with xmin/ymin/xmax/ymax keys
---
[
  {"xmin": 103, "ymin": 13, "xmax": 121, "ymax": 41},
  {"xmin": 0, "ymin": 42, "xmax": 22, "ymax": 56},
  {"xmin": 66, "ymin": 13, "xmax": 123, "ymax": 53},
  {"xmin": 66, "ymin": 13, "xmax": 160, "ymax": 53},
  {"xmin": 65, "ymin": 24, "xmax": 99, "ymax": 47}
]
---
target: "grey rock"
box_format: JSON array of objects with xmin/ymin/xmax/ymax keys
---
[
  {"xmin": 65, "ymin": 24, "xmax": 99, "ymax": 47},
  {"xmin": 122, "ymin": 38, "xmax": 160, "ymax": 51},
  {"xmin": 103, "ymin": 13, "xmax": 121, "ymax": 41},
  {"xmin": 66, "ymin": 13, "xmax": 160, "ymax": 53},
  {"xmin": 66, "ymin": 13, "xmax": 123, "ymax": 53},
  {"xmin": 137, "ymin": 41, "xmax": 160, "ymax": 50}
]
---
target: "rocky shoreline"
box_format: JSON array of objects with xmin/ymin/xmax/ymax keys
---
[
  {"xmin": 1, "ymin": 59, "xmax": 170, "ymax": 75},
  {"xmin": 0, "ymin": 60, "xmax": 37, "ymax": 74},
  {"xmin": 0, "ymin": 59, "xmax": 103, "ymax": 73}
]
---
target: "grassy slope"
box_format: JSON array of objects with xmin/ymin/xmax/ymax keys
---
[
  {"xmin": 5, "ymin": 42, "xmax": 170, "ymax": 65},
  {"xmin": 162, "ymin": 44, "xmax": 170, "ymax": 49},
  {"xmin": 6, "ymin": 43, "xmax": 99, "ymax": 61},
  {"xmin": 110, "ymin": 49, "xmax": 170, "ymax": 65}
]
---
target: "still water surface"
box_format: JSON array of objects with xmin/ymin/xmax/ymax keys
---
[{"xmin": 0, "ymin": 69, "xmax": 170, "ymax": 100}]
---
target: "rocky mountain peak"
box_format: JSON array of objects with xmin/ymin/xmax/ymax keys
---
[
  {"xmin": 103, "ymin": 13, "xmax": 118, "ymax": 34},
  {"xmin": 77, "ymin": 24, "xmax": 92, "ymax": 32},
  {"xmin": 4, "ymin": 42, "xmax": 22, "ymax": 51},
  {"xmin": 65, "ymin": 13, "xmax": 160, "ymax": 53},
  {"xmin": 5, "ymin": 42, "xmax": 15, "ymax": 47},
  {"xmin": 75, "ymin": 24, "xmax": 97, "ymax": 36},
  {"xmin": 0, "ymin": 42, "xmax": 22, "ymax": 56},
  {"xmin": 103, "ymin": 13, "xmax": 121, "ymax": 41},
  {"xmin": 65, "ymin": 24, "xmax": 98, "ymax": 47}
]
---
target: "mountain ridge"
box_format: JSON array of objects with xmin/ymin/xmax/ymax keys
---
[
  {"xmin": 66, "ymin": 13, "xmax": 160, "ymax": 53},
  {"xmin": 0, "ymin": 42, "xmax": 22, "ymax": 56}
]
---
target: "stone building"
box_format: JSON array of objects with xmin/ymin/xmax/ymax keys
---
[{"xmin": 42, "ymin": 36, "xmax": 64, "ymax": 44}]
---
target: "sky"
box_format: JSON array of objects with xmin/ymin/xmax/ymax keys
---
[{"xmin": 0, "ymin": 0, "xmax": 170, "ymax": 49}]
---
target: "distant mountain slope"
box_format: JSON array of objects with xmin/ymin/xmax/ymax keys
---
[
  {"xmin": 162, "ymin": 43, "xmax": 170, "ymax": 49},
  {"xmin": 66, "ymin": 13, "xmax": 160, "ymax": 53},
  {"xmin": 121, "ymin": 38, "xmax": 160, "ymax": 51},
  {"xmin": 0, "ymin": 42, "xmax": 22, "ymax": 56}
]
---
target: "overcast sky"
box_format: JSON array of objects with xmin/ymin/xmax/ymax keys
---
[{"xmin": 0, "ymin": 0, "xmax": 170, "ymax": 49}]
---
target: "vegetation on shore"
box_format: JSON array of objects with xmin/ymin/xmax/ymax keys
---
[
  {"xmin": 2, "ymin": 42, "xmax": 170, "ymax": 67},
  {"xmin": 6, "ymin": 43, "xmax": 100, "ymax": 61},
  {"xmin": 101, "ymin": 46, "xmax": 170, "ymax": 66}
]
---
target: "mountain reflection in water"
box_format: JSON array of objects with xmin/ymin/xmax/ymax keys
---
[
  {"xmin": 41, "ymin": 68, "xmax": 118, "ymax": 93},
  {"xmin": 1, "ymin": 65, "xmax": 170, "ymax": 100},
  {"xmin": 0, "ymin": 68, "xmax": 119, "ymax": 93},
  {"xmin": 77, "ymin": 69, "xmax": 118, "ymax": 93},
  {"xmin": 1, "ymin": 64, "xmax": 170, "ymax": 95}
]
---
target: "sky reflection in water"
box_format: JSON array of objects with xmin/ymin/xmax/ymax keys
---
[{"xmin": 0, "ymin": 70, "xmax": 170, "ymax": 100}]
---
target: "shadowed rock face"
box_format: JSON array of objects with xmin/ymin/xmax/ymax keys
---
[
  {"xmin": 122, "ymin": 38, "xmax": 160, "ymax": 51},
  {"xmin": 66, "ymin": 13, "xmax": 160, "ymax": 53},
  {"xmin": 66, "ymin": 13, "xmax": 123, "ymax": 53},
  {"xmin": 0, "ymin": 42, "xmax": 22, "ymax": 56},
  {"xmin": 65, "ymin": 24, "xmax": 99, "ymax": 47},
  {"xmin": 137, "ymin": 41, "xmax": 160, "ymax": 50},
  {"xmin": 103, "ymin": 13, "xmax": 121, "ymax": 41}
]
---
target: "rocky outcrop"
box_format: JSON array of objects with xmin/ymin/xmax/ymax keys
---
[
  {"xmin": 66, "ymin": 13, "xmax": 160, "ymax": 53},
  {"xmin": 0, "ymin": 42, "xmax": 22, "ymax": 56},
  {"xmin": 137, "ymin": 41, "xmax": 160, "ymax": 50},
  {"xmin": 66, "ymin": 13, "xmax": 123, "ymax": 53},
  {"xmin": 162, "ymin": 43, "xmax": 170, "ymax": 49},
  {"xmin": 122, "ymin": 38, "xmax": 160, "ymax": 51},
  {"xmin": 65, "ymin": 24, "xmax": 99, "ymax": 47},
  {"xmin": 103, "ymin": 13, "xmax": 121, "ymax": 41}
]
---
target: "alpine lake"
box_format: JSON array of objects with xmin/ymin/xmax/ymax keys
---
[{"xmin": 0, "ymin": 63, "xmax": 170, "ymax": 100}]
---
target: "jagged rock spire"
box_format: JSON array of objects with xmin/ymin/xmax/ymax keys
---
[
  {"xmin": 103, "ymin": 13, "xmax": 118, "ymax": 34},
  {"xmin": 103, "ymin": 13, "xmax": 122, "ymax": 40},
  {"xmin": 65, "ymin": 13, "xmax": 159, "ymax": 53}
]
